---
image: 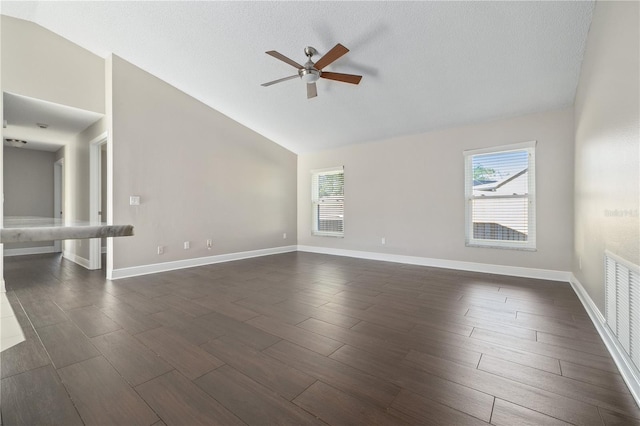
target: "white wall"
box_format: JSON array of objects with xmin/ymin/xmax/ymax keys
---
[
  {"xmin": 109, "ymin": 55, "xmax": 297, "ymax": 271},
  {"xmin": 3, "ymin": 147, "xmax": 56, "ymax": 252},
  {"xmin": 298, "ymin": 109, "xmax": 574, "ymax": 273},
  {"xmin": 1, "ymin": 15, "xmax": 3, "ymax": 287},
  {"xmin": 573, "ymin": 1, "xmax": 640, "ymax": 311},
  {"xmin": 0, "ymin": 15, "xmax": 104, "ymax": 114}
]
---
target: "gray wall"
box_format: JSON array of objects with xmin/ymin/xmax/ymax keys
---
[
  {"xmin": 3, "ymin": 146, "xmax": 56, "ymax": 250},
  {"xmin": 298, "ymin": 108, "xmax": 574, "ymax": 273},
  {"xmin": 573, "ymin": 1, "xmax": 640, "ymax": 311},
  {"xmin": 109, "ymin": 55, "xmax": 297, "ymax": 270}
]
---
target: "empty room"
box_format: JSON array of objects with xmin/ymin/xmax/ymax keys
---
[{"xmin": 1, "ymin": 1, "xmax": 639, "ymax": 425}]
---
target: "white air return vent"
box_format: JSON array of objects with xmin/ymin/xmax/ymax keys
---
[{"xmin": 605, "ymin": 251, "xmax": 640, "ymax": 371}]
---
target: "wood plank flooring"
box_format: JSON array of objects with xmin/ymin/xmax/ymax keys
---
[{"xmin": 1, "ymin": 252, "xmax": 639, "ymax": 425}]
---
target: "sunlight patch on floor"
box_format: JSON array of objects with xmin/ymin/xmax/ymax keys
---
[{"xmin": 1, "ymin": 292, "xmax": 25, "ymax": 351}]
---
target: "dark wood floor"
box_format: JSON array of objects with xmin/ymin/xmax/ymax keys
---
[{"xmin": 1, "ymin": 252, "xmax": 639, "ymax": 425}]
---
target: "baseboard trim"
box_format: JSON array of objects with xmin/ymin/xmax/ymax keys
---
[
  {"xmin": 110, "ymin": 245, "xmax": 298, "ymax": 280},
  {"xmin": 297, "ymin": 245, "xmax": 571, "ymax": 282},
  {"xmin": 570, "ymin": 274, "xmax": 640, "ymax": 406},
  {"xmin": 3, "ymin": 246, "xmax": 57, "ymax": 257},
  {"xmin": 63, "ymin": 251, "xmax": 91, "ymax": 269}
]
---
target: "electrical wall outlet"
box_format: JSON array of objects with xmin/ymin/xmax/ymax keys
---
[
  {"xmin": 283, "ymin": 233, "xmax": 287, "ymax": 239},
  {"xmin": 130, "ymin": 196, "xmax": 141, "ymax": 206},
  {"xmin": 206, "ymin": 239, "xmax": 213, "ymax": 249},
  {"xmin": 184, "ymin": 241, "xmax": 190, "ymax": 250},
  {"xmin": 381, "ymin": 237, "xmax": 386, "ymax": 245},
  {"xmin": 157, "ymin": 245, "xmax": 164, "ymax": 255}
]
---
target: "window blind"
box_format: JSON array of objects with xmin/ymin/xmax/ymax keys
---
[
  {"xmin": 464, "ymin": 142, "xmax": 536, "ymax": 250},
  {"xmin": 311, "ymin": 167, "xmax": 344, "ymax": 237}
]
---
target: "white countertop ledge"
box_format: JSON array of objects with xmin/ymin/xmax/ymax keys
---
[{"xmin": 1, "ymin": 216, "xmax": 134, "ymax": 243}]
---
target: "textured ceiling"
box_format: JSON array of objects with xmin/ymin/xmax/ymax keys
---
[{"xmin": 1, "ymin": 1, "xmax": 594, "ymax": 153}]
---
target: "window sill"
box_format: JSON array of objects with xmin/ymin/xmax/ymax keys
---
[
  {"xmin": 312, "ymin": 232, "xmax": 344, "ymax": 238},
  {"xmin": 466, "ymin": 242, "xmax": 536, "ymax": 251}
]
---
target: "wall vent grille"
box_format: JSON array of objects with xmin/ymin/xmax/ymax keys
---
[{"xmin": 605, "ymin": 251, "xmax": 640, "ymax": 371}]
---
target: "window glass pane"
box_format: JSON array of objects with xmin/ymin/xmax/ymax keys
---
[
  {"xmin": 318, "ymin": 173, "xmax": 344, "ymax": 198},
  {"xmin": 317, "ymin": 204, "xmax": 344, "ymax": 233},
  {"xmin": 311, "ymin": 167, "xmax": 344, "ymax": 237},
  {"xmin": 472, "ymin": 150, "xmax": 528, "ymax": 197}
]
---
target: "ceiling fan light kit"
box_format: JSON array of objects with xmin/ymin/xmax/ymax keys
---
[
  {"xmin": 299, "ymin": 68, "xmax": 320, "ymax": 84},
  {"xmin": 262, "ymin": 43, "xmax": 362, "ymax": 99}
]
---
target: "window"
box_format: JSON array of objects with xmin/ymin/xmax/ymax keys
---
[
  {"xmin": 311, "ymin": 167, "xmax": 344, "ymax": 237},
  {"xmin": 464, "ymin": 141, "xmax": 536, "ymax": 250}
]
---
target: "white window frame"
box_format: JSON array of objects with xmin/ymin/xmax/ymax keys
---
[
  {"xmin": 311, "ymin": 166, "xmax": 344, "ymax": 237},
  {"xmin": 464, "ymin": 141, "xmax": 536, "ymax": 250}
]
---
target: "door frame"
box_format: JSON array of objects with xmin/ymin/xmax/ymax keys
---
[
  {"xmin": 53, "ymin": 158, "xmax": 65, "ymax": 253},
  {"xmin": 89, "ymin": 132, "xmax": 108, "ymax": 270}
]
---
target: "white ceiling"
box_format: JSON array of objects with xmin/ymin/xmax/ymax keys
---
[
  {"xmin": 1, "ymin": 1, "xmax": 594, "ymax": 154},
  {"xmin": 3, "ymin": 92, "xmax": 104, "ymax": 151}
]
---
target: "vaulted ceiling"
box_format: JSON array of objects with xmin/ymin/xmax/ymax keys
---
[{"xmin": 1, "ymin": 1, "xmax": 594, "ymax": 153}]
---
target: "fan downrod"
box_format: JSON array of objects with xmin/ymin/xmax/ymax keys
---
[{"xmin": 304, "ymin": 46, "xmax": 317, "ymax": 59}]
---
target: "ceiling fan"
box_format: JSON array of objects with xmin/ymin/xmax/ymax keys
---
[{"xmin": 261, "ymin": 43, "xmax": 362, "ymax": 99}]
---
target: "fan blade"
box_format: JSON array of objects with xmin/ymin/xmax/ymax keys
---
[
  {"xmin": 266, "ymin": 51, "xmax": 303, "ymax": 69},
  {"xmin": 320, "ymin": 72, "xmax": 362, "ymax": 85},
  {"xmin": 314, "ymin": 43, "xmax": 349, "ymax": 70},
  {"xmin": 261, "ymin": 75, "xmax": 299, "ymax": 87},
  {"xmin": 307, "ymin": 82, "xmax": 317, "ymax": 99}
]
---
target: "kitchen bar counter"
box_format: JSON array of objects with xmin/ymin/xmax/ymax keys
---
[{"xmin": 1, "ymin": 216, "xmax": 134, "ymax": 243}]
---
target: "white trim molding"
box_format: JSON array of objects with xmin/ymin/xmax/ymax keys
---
[
  {"xmin": 570, "ymin": 274, "xmax": 640, "ymax": 406},
  {"xmin": 110, "ymin": 245, "xmax": 297, "ymax": 280},
  {"xmin": 63, "ymin": 251, "xmax": 91, "ymax": 269},
  {"xmin": 89, "ymin": 132, "xmax": 109, "ymax": 271},
  {"xmin": 3, "ymin": 246, "xmax": 57, "ymax": 257},
  {"xmin": 297, "ymin": 245, "xmax": 571, "ymax": 282}
]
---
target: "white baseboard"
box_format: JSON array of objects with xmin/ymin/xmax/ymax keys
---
[
  {"xmin": 63, "ymin": 251, "xmax": 91, "ymax": 269},
  {"xmin": 297, "ymin": 245, "xmax": 571, "ymax": 282},
  {"xmin": 110, "ymin": 245, "xmax": 298, "ymax": 280},
  {"xmin": 570, "ymin": 274, "xmax": 640, "ymax": 406},
  {"xmin": 3, "ymin": 246, "xmax": 57, "ymax": 257}
]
